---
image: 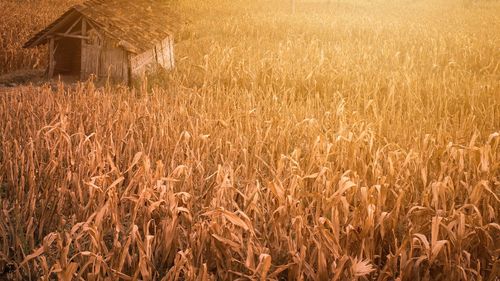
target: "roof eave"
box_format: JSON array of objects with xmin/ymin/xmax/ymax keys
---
[{"xmin": 23, "ymin": 7, "xmax": 84, "ymax": 49}]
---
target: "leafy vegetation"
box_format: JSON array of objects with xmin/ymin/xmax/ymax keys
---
[{"xmin": 0, "ymin": 0, "xmax": 499, "ymax": 280}]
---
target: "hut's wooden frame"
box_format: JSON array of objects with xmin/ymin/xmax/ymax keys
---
[{"xmin": 24, "ymin": 2, "xmax": 177, "ymax": 85}]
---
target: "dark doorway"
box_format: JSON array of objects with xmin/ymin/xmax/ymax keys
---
[{"xmin": 54, "ymin": 38, "xmax": 81, "ymax": 76}]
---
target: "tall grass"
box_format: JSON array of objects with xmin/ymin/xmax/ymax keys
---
[
  {"xmin": 0, "ymin": 0, "xmax": 81, "ymax": 75},
  {"xmin": 0, "ymin": 0, "xmax": 499, "ymax": 280}
]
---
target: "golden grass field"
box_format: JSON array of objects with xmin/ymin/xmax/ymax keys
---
[{"xmin": 0, "ymin": 0, "xmax": 499, "ymax": 280}]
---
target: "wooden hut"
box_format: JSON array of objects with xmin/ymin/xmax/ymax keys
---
[{"xmin": 23, "ymin": 0, "xmax": 179, "ymax": 84}]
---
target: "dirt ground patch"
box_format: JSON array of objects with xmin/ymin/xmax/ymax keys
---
[{"xmin": 0, "ymin": 69, "xmax": 84, "ymax": 88}]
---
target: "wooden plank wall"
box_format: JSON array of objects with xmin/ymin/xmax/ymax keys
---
[
  {"xmin": 99, "ymin": 39, "xmax": 129, "ymax": 84},
  {"xmin": 129, "ymin": 35, "xmax": 174, "ymax": 80},
  {"xmin": 81, "ymin": 34, "xmax": 174, "ymax": 83},
  {"xmin": 130, "ymin": 48, "xmax": 155, "ymax": 77},
  {"xmin": 81, "ymin": 42, "xmax": 100, "ymax": 80},
  {"xmin": 154, "ymin": 36, "xmax": 174, "ymax": 70},
  {"xmin": 81, "ymin": 27, "xmax": 101, "ymax": 80}
]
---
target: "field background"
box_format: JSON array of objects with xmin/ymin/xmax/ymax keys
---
[{"xmin": 0, "ymin": 0, "xmax": 499, "ymax": 280}]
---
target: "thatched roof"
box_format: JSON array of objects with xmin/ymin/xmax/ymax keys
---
[{"xmin": 24, "ymin": 0, "xmax": 181, "ymax": 53}]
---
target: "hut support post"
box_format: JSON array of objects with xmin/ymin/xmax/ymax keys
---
[
  {"xmin": 80, "ymin": 18, "xmax": 87, "ymax": 80},
  {"xmin": 48, "ymin": 37, "xmax": 55, "ymax": 78},
  {"xmin": 82, "ymin": 18, "xmax": 87, "ymax": 37}
]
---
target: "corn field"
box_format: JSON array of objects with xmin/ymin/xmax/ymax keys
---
[{"xmin": 0, "ymin": 0, "xmax": 499, "ymax": 280}]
